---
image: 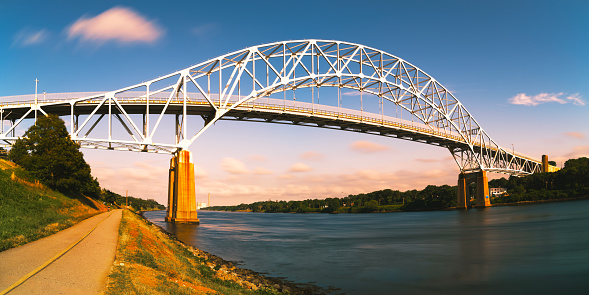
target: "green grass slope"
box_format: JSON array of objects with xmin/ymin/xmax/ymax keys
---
[{"xmin": 0, "ymin": 159, "xmax": 108, "ymax": 251}]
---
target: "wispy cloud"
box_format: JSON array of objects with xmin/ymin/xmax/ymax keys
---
[
  {"xmin": 563, "ymin": 132, "xmax": 585, "ymax": 139},
  {"xmin": 194, "ymin": 164, "xmax": 209, "ymax": 179},
  {"xmin": 300, "ymin": 151, "xmax": 324, "ymax": 161},
  {"xmin": 564, "ymin": 145, "xmax": 589, "ymax": 159},
  {"xmin": 288, "ymin": 163, "xmax": 312, "ymax": 172},
  {"xmin": 192, "ymin": 23, "xmax": 219, "ymax": 36},
  {"xmin": 415, "ymin": 156, "xmax": 454, "ymax": 163},
  {"xmin": 249, "ymin": 154, "xmax": 267, "ymax": 161},
  {"xmin": 13, "ymin": 28, "xmax": 48, "ymax": 47},
  {"xmin": 221, "ymin": 157, "xmax": 248, "ymax": 174},
  {"xmin": 508, "ymin": 93, "xmax": 585, "ymax": 106},
  {"xmin": 89, "ymin": 161, "xmax": 168, "ymax": 200},
  {"xmin": 67, "ymin": 6, "xmax": 163, "ymax": 45},
  {"xmin": 350, "ymin": 140, "xmax": 390, "ymax": 153},
  {"xmin": 253, "ymin": 167, "xmax": 273, "ymax": 175}
]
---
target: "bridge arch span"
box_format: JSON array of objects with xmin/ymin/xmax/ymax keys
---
[{"xmin": 0, "ymin": 40, "xmax": 545, "ymax": 176}]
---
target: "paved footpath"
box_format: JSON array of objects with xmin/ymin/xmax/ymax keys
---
[{"xmin": 0, "ymin": 210, "xmax": 122, "ymax": 295}]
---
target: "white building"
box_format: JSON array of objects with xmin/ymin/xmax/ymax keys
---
[{"xmin": 490, "ymin": 188, "xmax": 507, "ymax": 196}]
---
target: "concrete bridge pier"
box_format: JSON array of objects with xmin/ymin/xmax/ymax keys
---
[
  {"xmin": 165, "ymin": 150, "xmax": 200, "ymax": 223},
  {"xmin": 457, "ymin": 171, "xmax": 491, "ymax": 209}
]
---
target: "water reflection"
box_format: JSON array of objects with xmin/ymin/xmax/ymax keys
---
[{"xmin": 145, "ymin": 200, "xmax": 589, "ymax": 295}]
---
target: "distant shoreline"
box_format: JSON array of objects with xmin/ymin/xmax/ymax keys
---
[{"xmin": 202, "ymin": 195, "xmax": 589, "ymax": 214}]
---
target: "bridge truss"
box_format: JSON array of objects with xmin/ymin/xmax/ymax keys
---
[{"xmin": 0, "ymin": 40, "xmax": 542, "ymax": 175}]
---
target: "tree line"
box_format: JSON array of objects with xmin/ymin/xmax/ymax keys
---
[
  {"xmin": 99, "ymin": 189, "xmax": 165, "ymax": 211},
  {"xmin": 206, "ymin": 157, "xmax": 589, "ymax": 213},
  {"xmin": 7, "ymin": 114, "xmax": 164, "ymax": 210},
  {"xmin": 489, "ymin": 157, "xmax": 589, "ymax": 204}
]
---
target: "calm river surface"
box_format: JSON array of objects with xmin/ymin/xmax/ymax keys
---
[{"xmin": 144, "ymin": 200, "xmax": 589, "ymax": 294}]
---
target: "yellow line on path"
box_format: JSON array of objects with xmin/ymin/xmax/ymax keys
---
[{"xmin": 0, "ymin": 211, "xmax": 114, "ymax": 295}]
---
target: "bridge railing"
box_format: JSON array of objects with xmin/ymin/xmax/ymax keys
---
[
  {"xmin": 0, "ymin": 92, "xmax": 540, "ymax": 164},
  {"xmin": 0, "ymin": 92, "xmax": 466, "ymax": 143}
]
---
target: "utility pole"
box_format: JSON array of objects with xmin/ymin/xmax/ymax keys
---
[{"xmin": 126, "ymin": 190, "xmax": 128, "ymax": 208}]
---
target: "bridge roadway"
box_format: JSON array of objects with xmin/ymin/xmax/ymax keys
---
[{"xmin": 0, "ymin": 92, "xmax": 540, "ymax": 168}]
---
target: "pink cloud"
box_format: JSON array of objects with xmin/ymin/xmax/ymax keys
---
[
  {"xmin": 194, "ymin": 164, "xmax": 208, "ymax": 179},
  {"xmin": 350, "ymin": 140, "xmax": 390, "ymax": 153},
  {"xmin": 249, "ymin": 154, "xmax": 267, "ymax": 161},
  {"xmin": 288, "ymin": 163, "xmax": 312, "ymax": 172},
  {"xmin": 253, "ymin": 167, "xmax": 273, "ymax": 175},
  {"xmin": 300, "ymin": 151, "xmax": 325, "ymax": 160},
  {"xmin": 415, "ymin": 158, "xmax": 440, "ymax": 163},
  {"xmin": 68, "ymin": 6, "xmax": 163, "ymax": 44},
  {"xmin": 565, "ymin": 146, "xmax": 589, "ymax": 159},
  {"xmin": 89, "ymin": 161, "xmax": 168, "ymax": 201},
  {"xmin": 508, "ymin": 93, "xmax": 585, "ymax": 106},
  {"xmin": 564, "ymin": 132, "xmax": 585, "ymax": 139},
  {"xmin": 221, "ymin": 157, "xmax": 248, "ymax": 174}
]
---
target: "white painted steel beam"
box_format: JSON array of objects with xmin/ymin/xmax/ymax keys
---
[{"xmin": 0, "ymin": 40, "xmax": 543, "ymax": 175}]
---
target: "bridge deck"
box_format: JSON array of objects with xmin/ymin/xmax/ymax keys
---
[{"xmin": 0, "ymin": 95, "xmax": 540, "ymax": 164}]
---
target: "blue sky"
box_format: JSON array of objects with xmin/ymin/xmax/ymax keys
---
[{"xmin": 1, "ymin": 0, "xmax": 588, "ymax": 206}]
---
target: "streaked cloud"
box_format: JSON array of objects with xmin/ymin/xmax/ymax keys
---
[
  {"xmin": 416, "ymin": 158, "xmax": 440, "ymax": 163},
  {"xmin": 192, "ymin": 23, "xmax": 219, "ymax": 36},
  {"xmin": 288, "ymin": 162, "xmax": 312, "ymax": 172},
  {"xmin": 350, "ymin": 140, "xmax": 390, "ymax": 153},
  {"xmin": 253, "ymin": 167, "xmax": 273, "ymax": 175},
  {"xmin": 415, "ymin": 156, "xmax": 454, "ymax": 163},
  {"xmin": 508, "ymin": 93, "xmax": 585, "ymax": 106},
  {"xmin": 564, "ymin": 132, "xmax": 585, "ymax": 139},
  {"xmin": 89, "ymin": 161, "xmax": 168, "ymax": 200},
  {"xmin": 249, "ymin": 154, "xmax": 267, "ymax": 161},
  {"xmin": 564, "ymin": 145, "xmax": 589, "ymax": 159},
  {"xmin": 67, "ymin": 6, "xmax": 163, "ymax": 44},
  {"xmin": 13, "ymin": 28, "xmax": 48, "ymax": 47},
  {"xmin": 221, "ymin": 157, "xmax": 248, "ymax": 174},
  {"xmin": 300, "ymin": 151, "xmax": 324, "ymax": 161},
  {"xmin": 194, "ymin": 164, "xmax": 209, "ymax": 179}
]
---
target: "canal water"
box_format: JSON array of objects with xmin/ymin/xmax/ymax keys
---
[{"xmin": 144, "ymin": 199, "xmax": 589, "ymax": 294}]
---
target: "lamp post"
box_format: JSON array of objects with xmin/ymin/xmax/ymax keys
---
[
  {"xmin": 35, "ymin": 78, "xmax": 39, "ymax": 123},
  {"xmin": 35, "ymin": 78, "xmax": 38, "ymax": 104}
]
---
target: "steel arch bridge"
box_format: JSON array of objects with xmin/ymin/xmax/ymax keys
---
[{"xmin": 1, "ymin": 39, "xmax": 546, "ymax": 176}]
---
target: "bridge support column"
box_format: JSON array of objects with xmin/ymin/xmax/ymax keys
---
[
  {"xmin": 457, "ymin": 173, "xmax": 468, "ymax": 209},
  {"xmin": 542, "ymin": 155, "xmax": 549, "ymax": 173},
  {"xmin": 475, "ymin": 171, "xmax": 491, "ymax": 208},
  {"xmin": 165, "ymin": 150, "xmax": 200, "ymax": 223},
  {"xmin": 457, "ymin": 171, "xmax": 491, "ymax": 209}
]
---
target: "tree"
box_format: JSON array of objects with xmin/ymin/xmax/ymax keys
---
[{"xmin": 8, "ymin": 114, "xmax": 100, "ymax": 198}]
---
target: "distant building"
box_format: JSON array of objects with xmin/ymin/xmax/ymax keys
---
[
  {"xmin": 490, "ymin": 188, "xmax": 507, "ymax": 196},
  {"xmin": 197, "ymin": 193, "xmax": 211, "ymax": 210}
]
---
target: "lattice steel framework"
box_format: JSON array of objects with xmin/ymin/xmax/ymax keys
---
[{"xmin": 0, "ymin": 40, "xmax": 542, "ymax": 175}]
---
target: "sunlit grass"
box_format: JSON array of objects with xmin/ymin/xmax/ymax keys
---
[
  {"xmin": 0, "ymin": 159, "xmax": 108, "ymax": 251},
  {"xmin": 106, "ymin": 210, "xmax": 285, "ymax": 295}
]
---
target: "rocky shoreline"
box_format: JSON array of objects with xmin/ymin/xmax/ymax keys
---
[{"xmin": 138, "ymin": 212, "xmax": 339, "ymax": 294}]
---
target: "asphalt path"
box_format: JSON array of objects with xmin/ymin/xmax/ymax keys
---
[{"xmin": 0, "ymin": 209, "xmax": 122, "ymax": 294}]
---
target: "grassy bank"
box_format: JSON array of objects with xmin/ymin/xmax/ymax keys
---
[
  {"xmin": 105, "ymin": 210, "xmax": 290, "ymax": 295},
  {"xmin": 0, "ymin": 159, "xmax": 108, "ymax": 251}
]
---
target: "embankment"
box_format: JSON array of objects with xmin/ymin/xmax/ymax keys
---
[
  {"xmin": 106, "ymin": 210, "xmax": 329, "ymax": 294},
  {"xmin": 0, "ymin": 159, "xmax": 109, "ymax": 252}
]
